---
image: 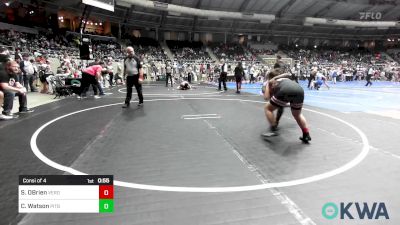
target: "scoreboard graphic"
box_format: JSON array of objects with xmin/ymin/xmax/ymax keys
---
[{"xmin": 19, "ymin": 175, "xmax": 114, "ymax": 213}]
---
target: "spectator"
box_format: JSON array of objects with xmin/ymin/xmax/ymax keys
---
[
  {"xmin": 38, "ymin": 60, "xmax": 53, "ymax": 94},
  {"xmin": 234, "ymin": 62, "xmax": 245, "ymax": 94},
  {"xmin": 0, "ymin": 60, "xmax": 34, "ymax": 117},
  {"xmin": 20, "ymin": 53, "xmax": 37, "ymax": 92},
  {"xmin": 218, "ymin": 59, "xmax": 228, "ymax": 91},
  {"xmin": 79, "ymin": 62, "xmax": 105, "ymax": 99},
  {"xmin": 106, "ymin": 59, "xmax": 114, "ymax": 87},
  {"xmin": 0, "ymin": 48, "xmax": 14, "ymax": 120}
]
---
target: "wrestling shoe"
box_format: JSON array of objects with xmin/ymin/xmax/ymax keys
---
[
  {"xmin": 0, "ymin": 114, "xmax": 14, "ymax": 120},
  {"xmin": 261, "ymin": 125, "xmax": 279, "ymax": 137},
  {"xmin": 2, "ymin": 112, "xmax": 19, "ymax": 118},
  {"xmin": 122, "ymin": 103, "xmax": 130, "ymax": 108},
  {"xmin": 19, "ymin": 109, "xmax": 34, "ymax": 114},
  {"xmin": 299, "ymin": 133, "xmax": 312, "ymax": 143}
]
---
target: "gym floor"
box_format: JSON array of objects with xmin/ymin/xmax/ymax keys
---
[{"xmin": 1, "ymin": 81, "xmax": 399, "ymax": 225}]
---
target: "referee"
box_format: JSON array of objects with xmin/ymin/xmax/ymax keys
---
[
  {"xmin": 122, "ymin": 46, "xmax": 144, "ymax": 108},
  {"xmin": 218, "ymin": 59, "xmax": 228, "ymax": 91}
]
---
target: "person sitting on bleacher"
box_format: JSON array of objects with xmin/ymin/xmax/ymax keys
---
[
  {"xmin": 0, "ymin": 60, "xmax": 34, "ymax": 117},
  {"xmin": 0, "ymin": 48, "xmax": 14, "ymax": 120}
]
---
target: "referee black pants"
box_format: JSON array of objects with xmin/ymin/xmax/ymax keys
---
[
  {"xmin": 125, "ymin": 75, "xmax": 143, "ymax": 104},
  {"xmin": 218, "ymin": 72, "xmax": 227, "ymax": 91},
  {"xmin": 166, "ymin": 73, "xmax": 173, "ymax": 87}
]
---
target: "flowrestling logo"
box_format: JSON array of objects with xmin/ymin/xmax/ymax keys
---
[
  {"xmin": 322, "ymin": 202, "xmax": 389, "ymax": 220},
  {"xmin": 359, "ymin": 12, "xmax": 382, "ymax": 20}
]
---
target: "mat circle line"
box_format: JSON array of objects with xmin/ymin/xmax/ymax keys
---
[
  {"xmin": 117, "ymin": 88, "xmax": 223, "ymax": 95},
  {"xmin": 30, "ymin": 98, "xmax": 370, "ymax": 192}
]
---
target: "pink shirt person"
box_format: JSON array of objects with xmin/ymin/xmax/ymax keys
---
[{"xmin": 83, "ymin": 65, "xmax": 102, "ymax": 76}]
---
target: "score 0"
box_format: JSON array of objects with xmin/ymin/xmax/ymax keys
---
[{"xmin": 99, "ymin": 184, "xmax": 113, "ymax": 213}]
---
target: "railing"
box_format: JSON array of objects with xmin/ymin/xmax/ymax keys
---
[
  {"xmin": 0, "ymin": 22, "xmax": 38, "ymax": 34},
  {"xmin": 66, "ymin": 31, "xmax": 117, "ymax": 42},
  {"xmin": 0, "ymin": 44, "xmax": 14, "ymax": 52}
]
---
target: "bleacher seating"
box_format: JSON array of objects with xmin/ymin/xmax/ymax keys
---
[{"xmin": 167, "ymin": 40, "xmax": 211, "ymax": 62}]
